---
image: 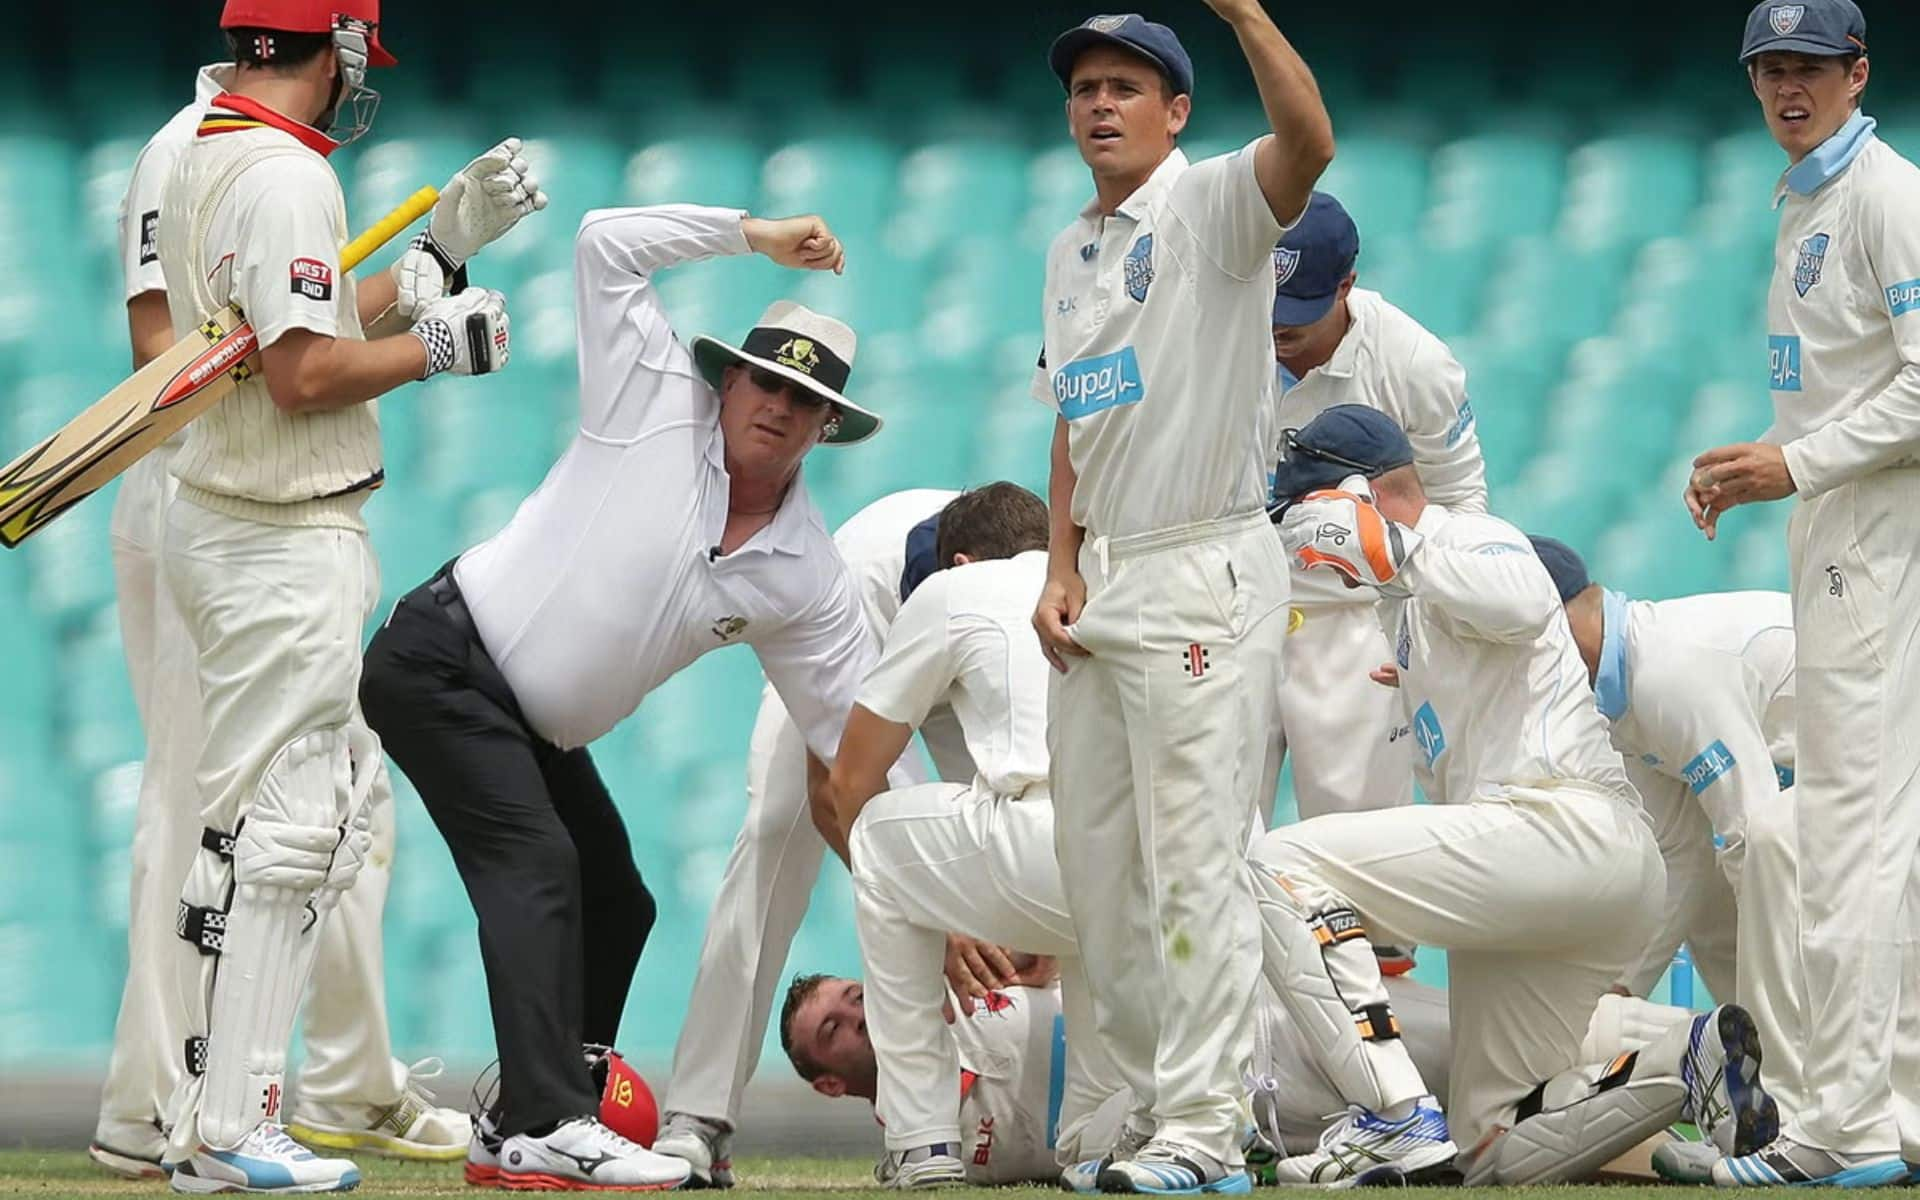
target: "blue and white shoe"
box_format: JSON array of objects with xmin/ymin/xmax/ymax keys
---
[
  {"xmin": 874, "ymin": 1143, "xmax": 966, "ymax": 1190},
  {"xmin": 1683, "ymin": 1004, "xmax": 1780, "ymax": 1157},
  {"xmin": 169, "ymin": 1123, "xmax": 361, "ymax": 1194},
  {"xmin": 1096, "ymin": 1141, "xmax": 1252, "ymax": 1195},
  {"xmin": 1713, "ymin": 1138, "xmax": 1909, "ymax": 1188},
  {"xmin": 1272, "ymin": 1097, "xmax": 1457, "ymax": 1188},
  {"xmin": 1062, "ymin": 1123, "xmax": 1150, "ymax": 1194},
  {"xmin": 1652, "ymin": 1137, "xmax": 1720, "ymax": 1184}
]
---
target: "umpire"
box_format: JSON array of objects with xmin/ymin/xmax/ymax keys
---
[{"xmin": 360, "ymin": 203, "xmax": 880, "ymax": 1187}]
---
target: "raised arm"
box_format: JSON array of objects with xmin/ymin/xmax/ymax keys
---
[{"xmin": 1202, "ymin": 0, "xmax": 1335, "ymax": 228}]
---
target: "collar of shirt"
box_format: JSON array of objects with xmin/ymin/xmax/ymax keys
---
[
  {"xmin": 1412, "ymin": 501, "xmax": 1452, "ymax": 538},
  {"xmin": 200, "ymin": 92, "xmax": 341, "ymax": 157},
  {"xmin": 1077, "ymin": 148, "xmax": 1190, "ymax": 225},
  {"xmin": 699, "ymin": 418, "xmax": 819, "ymax": 559},
  {"xmin": 195, "ymin": 63, "xmax": 234, "ymax": 105},
  {"xmin": 1775, "ymin": 110, "xmax": 1877, "ymax": 205},
  {"xmin": 1594, "ymin": 587, "xmax": 1633, "ymax": 720}
]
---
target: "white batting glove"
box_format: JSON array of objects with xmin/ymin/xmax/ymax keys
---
[
  {"xmin": 410, "ymin": 288, "xmax": 510, "ymax": 379},
  {"xmin": 435, "ymin": 137, "xmax": 547, "ymax": 262},
  {"xmin": 1276, "ymin": 477, "xmax": 1421, "ymax": 596}
]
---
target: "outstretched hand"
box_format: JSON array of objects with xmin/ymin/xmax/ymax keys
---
[{"xmin": 1685, "ymin": 443, "xmax": 1795, "ymax": 540}]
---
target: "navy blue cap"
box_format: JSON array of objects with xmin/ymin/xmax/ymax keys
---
[
  {"xmin": 1741, "ymin": 0, "xmax": 1867, "ymax": 62},
  {"xmin": 899, "ymin": 512, "xmax": 942, "ymax": 602},
  {"xmin": 1527, "ymin": 536, "xmax": 1593, "ymax": 604},
  {"xmin": 1270, "ymin": 404, "xmax": 1414, "ymax": 504},
  {"xmin": 1050, "ymin": 14, "xmax": 1195, "ymax": 98},
  {"xmin": 1272, "ymin": 193, "xmax": 1360, "ymax": 326}
]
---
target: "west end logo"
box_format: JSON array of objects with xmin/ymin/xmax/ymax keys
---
[
  {"xmin": 775, "ymin": 338, "xmax": 819, "ymax": 376},
  {"xmin": 1794, "ymin": 233, "xmax": 1829, "ymax": 298},
  {"xmin": 1770, "ymin": 4, "xmax": 1806, "ymax": 35},
  {"xmin": 1124, "ymin": 234, "xmax": 1154, "ymax": 303}
]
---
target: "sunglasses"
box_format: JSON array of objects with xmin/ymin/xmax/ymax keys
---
[{"xmin": 748, "ymin": 367, "xmax": 833, "ymax": 410}]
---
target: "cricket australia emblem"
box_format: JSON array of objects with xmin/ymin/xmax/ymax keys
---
[
  {"xmin": 1124, "ymin": 234, "xmax": 1154, "ymax": 303},
  {"xmin": 1770, "ymin": 5, "xmax": 1806, "ymax": 35},
  {"xmin": 1794, "ymin": 233, "xmax": 1830, "ymax": 298}
]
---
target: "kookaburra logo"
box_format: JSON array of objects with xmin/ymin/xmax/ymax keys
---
[
  {"xmin": 712, "ymin": 615, "xmax": 749, "ymax": 641},
  {"xmin": 1317, "ymin": 521, "xmax": 1351, "ymax": 546}
]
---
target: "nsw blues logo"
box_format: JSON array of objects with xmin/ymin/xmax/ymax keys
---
[
  {"xmin": 1770, "ymin": 4, "xmax": 1806, "ymax": 34},
  {"xmin": 1794, "ymin": 232, "xmax": 1830, "ymax": 297},
  {"xmin": 1274, "ymin": 246, "xmax": 1301, "ymax": 289},
  {"xmin": 1124, "ymin": 234, "xmax": 1154, "ymax": 303}
]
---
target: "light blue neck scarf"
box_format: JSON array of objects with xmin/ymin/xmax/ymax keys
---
[{"xmin": 1783, "ymin": 110, "xmax": 1876, "ymax": 199}]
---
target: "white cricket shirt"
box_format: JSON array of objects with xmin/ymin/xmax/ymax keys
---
[
  {"xmin": 829, "ymin": 488, "xmax": 972, "ymax": 781},
  {"xmin": 158, "ymin": 92, "xmax": 379, "ymax": 528},
  {"xmin": 952, "ymin": 986, "xmax": 1067, "ymax": 1186},
  {"xmin": 1384, "ymin": 505, "xmax": 1632, "ymax": 804},
  {"xmin": 455, "ymin": 204, "xmax": 872, "ymax": 756},
  {"xmin": 856, "ymin": 551, "xmax": 1050, "ymax": 798},
  {"xmin": 1275, "ymin": 288, "xmax": 1488, "ymax": 606},
  {"xmin": 1766, "ymin": 115, "xmax": 1920, "ymax": 497},
  {"xmin": 1032, "ymin": 144, "xmax": 1286, "ymax": 538}
]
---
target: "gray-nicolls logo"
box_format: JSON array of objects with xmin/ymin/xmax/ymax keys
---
[{"xmin": 1827, "ymin": 565, "xmax": 1845, "ymax": 597}]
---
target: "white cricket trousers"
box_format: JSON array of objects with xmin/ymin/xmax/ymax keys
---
[
  {"xmin": 850, "ymin": 781, "xmax": 1113, "ymax": 1154},
  {"xmin": 155, "ymin": 497, "xmax": 407, "ymax": 1140},
  {"xmin": 1277, "ymin": 603, "xmax": 1414, "ymax": 820},
  {"xmin": 1250, "ymin": 784, "xmax": 1665, "ymax": 1156},
  {"xmin": 1050, "ymin": 512, "xmax": 1290, "ymax": 1164},
  {"xmin": 1779, "ymin": 466, "xmax": 1920, "ymax": 1159}
]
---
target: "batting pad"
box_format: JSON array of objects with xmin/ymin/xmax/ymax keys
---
[{"xmin": 1466, "ymin": 1072, "xmax": 1686, "ymax": 1185}]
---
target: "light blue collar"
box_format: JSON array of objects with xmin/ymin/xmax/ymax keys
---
[
  {"xmin": 1779, "ymin": 111, "xmax": 1876, "ymax": 202},
  {"xmin": 1594, "ymin": 588, "xmax": 1632, "ymax": 721}
]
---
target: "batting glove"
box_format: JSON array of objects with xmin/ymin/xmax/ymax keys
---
[
  {"xmin": 395, "ymin": 138, "xmax": 548, "ymax": 317},
  {"xmin": 410, "ymin": 288, "xmax": 510, "ymax": 379},
  {"xmin": 1276, "ymin": 479, "xmax": 1421, "ymax": 596}
]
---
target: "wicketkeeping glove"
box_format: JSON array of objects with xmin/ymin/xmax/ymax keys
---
[
  {"xmin": 394, "ymin": 137, "xmax": 548, "ymax": 317},
  {"xmin": 1276, "ymin": 477, "xmax": 1421, "ymax": 596},
  {"xmin": 410, "ymin": 288, "xmax": 511, "ymax": 378}
]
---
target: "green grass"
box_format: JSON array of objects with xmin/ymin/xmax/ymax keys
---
[{"xmin": 0, "ymin": 1151, "xmax": 1764, "ymax": 1199}]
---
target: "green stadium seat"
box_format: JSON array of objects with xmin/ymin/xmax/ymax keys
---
[
  {"xmin": 1361, "ymin": 234, "xmax": 1490, "ymax": 340},
  {"xmin": 1426, "ymin": 134, "xmax": 1565, "ymax": 245},
  {"xmin": 1477, "ymin": 236, "xmax": 1630, "ymax": 347},
  {"xmin": 418, "ymin": 377, "xmax": 567, "ymax": 501},
  {"xmin": 1699, "ymin": 129, "xmax": 1791, "ymax": 246},
  {"xmin": 1612, "ymin": 235, "xmax": 1768, "ymax": 359},
  {"xmin": 1447, "ymin": 336, "xmax": 1556, "ymax": 489},
  {"xmin": 890, "ymin": 140, "xmax": 1028, "ymax": 262},
  {"xmin": 1559, "ymin": 135, "xmax": 1703, "ymax": 250},
  {"xmin": 624, "ymin": 135, "xmax": 763, "ymax": 212},
  {"xmin": 1318, "ymin": 136, "xmax": 1429, "ymax": 242},
  {"xmin": 760, "ymin": 135, "xmax": 899, "ymax": 239},
  {"xmin": 1021, "ymin": 144, "xmax": 1094, "ymax": 243},
  {"xmin": 24, "ymin": 488, "xmax": 116, "ymax": 625},
  {"xmin": 1594, "ymin": 508, "xmax": 1733, "ymax": 601}
]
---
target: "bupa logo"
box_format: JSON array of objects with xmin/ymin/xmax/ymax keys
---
[
  {"xmin": 1053, "ymin": 346, "xmax": 1145, "ymax": 420},
  {"xmin": 1124, "ymin": 234, "xmax": 1154, "ymax": 302},
  {"xmin": 1794, "ymin": 232, "xmax": 1830, "ymax": 297},
  {"xmin": 1768, "ymin": 334, "xmax": 1802, "ymax": 392},
  {"xmin": 1682, "ymin": 739, "xmax": 1736, "ymax": 795},
  {"xmin": 289, "ymin": 256, "xmax": 333, "ymax": 301},
  {"xmin": 1770, "ymin": 4, "xmax": 1806, "ymax": 35},
  {"xmin": 1274, "ymin": 246, "xmax": 1301, "ymax": 288},
  {"xmin": 1442, "ymin": 399, "xmax": 1475, "ymax": 448},
  {"xmin": 1886, "ymin": 278, "xmax": 1920, "ymax": 317},
  {"xmin": 1412, "ymin": 702, "xmax": 1446, "ymax": 768}
]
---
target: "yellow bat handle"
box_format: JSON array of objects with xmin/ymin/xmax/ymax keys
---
[{"xmin": 340, "ymin": 185, "xmax": 440, "ymax": 271}]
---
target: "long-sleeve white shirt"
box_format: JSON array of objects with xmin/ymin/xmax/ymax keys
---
[
  {"xmin": 1274, "ymin": 288, "xmax": 1488, "ymax": 606},
  {"xmin": 455, "ymin": 205, "xmax": 871, "ymax": 756},
  {"xmin": 1767, "ymin": 114, "xmax": 1920, "ymax": 496},
  {"xmin": 1383, "ymin": 505, "xmax": 1632, "ymax": 804}
]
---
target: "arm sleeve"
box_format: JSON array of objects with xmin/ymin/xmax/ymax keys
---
[
  {"xmin": 230, "ymin": 157, "xmax": 348, "ymax": 348},
  {"xmin": 855, "ymin": 574, "xmax": 957, "ymax": 731},
  {"xmin": 1166, "ymin": 141, "xmax": 1288, "ymax": 279},
  {"xmin": 1030, "ymin": 339, "xmax": 1054, "ymax": 408},
  {"xmin": 757, "ymin": 561, "xmax": 877, "ymax": 765},
  {"xmin": 120, "ymin": 139, "xmax": 173, "ymax": 300},
  {"xmin": 1782, "ymin": 162, "xmax": 1920, "ymax": 496},
  {"xmin": 1399, "ymin": 518, "xmax": 1558, "ymax": 644},
  {"xmin": 571, "ymin": 204, "xmax": 752, "ymax": 442},
  {"xmin": 1397, "ymin": 334, "xmax": 1488, "ymax": 514},
  {"xmin": 1621, "ymin": 759, "xmax": 1717, "ymax": 997}
]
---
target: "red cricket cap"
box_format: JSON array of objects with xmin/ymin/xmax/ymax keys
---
[{"xmin": 219, "ymin": 0, "xmax": 397, "ymax": 67}]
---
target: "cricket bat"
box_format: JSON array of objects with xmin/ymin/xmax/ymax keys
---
[{"xmin": 0, "ymin": 185, "xmax": 440, "ymax": 548}]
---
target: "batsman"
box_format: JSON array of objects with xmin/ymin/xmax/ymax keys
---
[{"xmin": 155, "ymin": 1, "xmax": 538, "ymax": 1192}]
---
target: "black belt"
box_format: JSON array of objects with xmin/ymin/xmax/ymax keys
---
[{"xmin": 426, "ymin": 564, "xmax": 479, "ymax": 643}]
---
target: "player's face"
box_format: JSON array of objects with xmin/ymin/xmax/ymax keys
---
[
  {"xmin": 1749, "ymin": 51, "xmax": 1869, "ymax": 160},
  {"xmin": 719, "ymin": 365, "xmax": 835, "ymax": 479},
  {"xmin": 1271, "ymin": 275, "xmax": 1356, "ymax": 362},
  {"xmin": 1066, "ymin": 47, "xmax": 1190, "ymax": 178},
  {"xmin": 795, "ymin": 978, "xmax": 878, "ymax": 1094}
]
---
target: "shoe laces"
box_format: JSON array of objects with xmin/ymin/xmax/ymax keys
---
[
  {"xmin": 569, "ymin": 1116, "xmax": 645, "ymax": 1157},
  {"xmin": 1311, "ymin": 1107, "xmax": 1365, "ymax": 1154},
  {"xmin": 403, "ymin": 1057, "xmax": 447, "ymax": 1104},
  {"xmin": 247, "ymin": 1123, "xmax": 307, "ymax": 1158}
]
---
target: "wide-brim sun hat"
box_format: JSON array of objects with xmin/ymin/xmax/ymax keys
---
[{"xmin": 690, "ymin": 300, "xmax": 880, "ymax": 445}]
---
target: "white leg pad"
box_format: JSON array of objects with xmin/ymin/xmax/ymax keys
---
[
  {"xmin": 1580, "ymin": 993, "xmax": 1694, "ymax": 1061},
  {"xmin": 1466, "ymin": 1061, "xmax": 1685, "ymax": 1185}
]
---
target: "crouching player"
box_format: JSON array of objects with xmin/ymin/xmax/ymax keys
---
[{"xmin": 1254, "ymin": 406, "xmax": 1779, "ymax": 1185}]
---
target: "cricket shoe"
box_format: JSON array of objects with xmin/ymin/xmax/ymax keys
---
[
  {"xmin": 651, "ymin": 1113, "xmax": 733, "ymax": 1189},
  {"xmin": 874, "ymin": 1143, "xmax": 966, "ymax": 1189},
  {"xmin": 467, "ymin": 1112, "xmax": 505, "ymax": 1187},
  {"xmin": 168, "ymin": 1123, "xmax": 361, "ymax": 1194},
  {"xmin": 287, "ymin": 1059, "xmax": 471, "ymax": 1162},
  {"xmin": 1096, "ymin": 1140, "xmax": 1252, "ymax": 1195},
  {"xmin": 499, "ymin": 1117, "xmax": 689, "ymax": 1191},
  {"xmin": 1713, "ymin": 1137, "xmax": 1909, "ymax": 1188},
  {"xmin": 1272, "ymin": 1097, "xmax": 1458, "ymax": 1187},
  {"xmin": 1681, "ymin": 1005, "xmax": 1779, "ymax": 1157},
  {"xmin": 1062, "ymin": 1122, "xmax": 1151, "ymax": 1193},
  {"xmin": 90, "ymin": 1119, "xmax": 167, "ymax": 1180},
  {"xmin": 1651, "ymin": 1137, "xmax": 1720, "ymax": 1185}
]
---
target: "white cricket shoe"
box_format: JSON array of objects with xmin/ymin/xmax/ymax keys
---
[
  {"xmin": 90, "ymin": 1120, "xmax": 167, "ymax": 1180},
  {"xmin": 1712, "ymin": 1137, "xmax": 1909, "ymax": 1188},
  {"xmin": 1272, "ymin": 1096, "xmax": 1458, "ymax": 1187},
  {"xmin": 873, "ymin": 1142, "xmax": 966, "ymax": 1189},
  {"xmin": 499, "ymin": 1117, "xmax": 690, "ymax": 1191},
  {"xmin": 1062, "ymin": 1123, "xmax": 1151, "ymax": 1193},
  {"xmin": 1096, "ymin": 1140, "xmax": 1252, "ymax": 1195},
  {"xmin": 286, "ymin": 1058, "xmax": 470, "ymax": 1162},
  {"xmin": 466, "ymin": 1112, "xmax": 505, "ymax": 1187},
  {"xmin": 651, "ymin": 1112, "xmax": 734, "ymax": 1189},
  {"xmin": 168, "ymin": 1123, "xmax": 360, "ymax": 1194},
  {"xmin": 1652, "ymin": 1137, "xmax": 1720, "ymax": 1185},
  {"xmin": 1681, "ymin": 1005, "xmax": 1779, "ymax": 1157}
]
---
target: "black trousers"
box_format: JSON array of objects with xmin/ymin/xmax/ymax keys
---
[{"xmin": 361, "ymin": 563, "xmax": 655, "ymax": 1136}]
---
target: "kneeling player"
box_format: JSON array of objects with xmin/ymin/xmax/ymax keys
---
[{"xmin": 1257, "ymin": 406, "xmax": 1779, "ymax": 1185}]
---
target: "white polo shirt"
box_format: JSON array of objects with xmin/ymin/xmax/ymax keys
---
[
  {"xmin": 829, "ymin": 488, "xmax": 972, "ymax": 781},
  {"xmin": 1767, "ymin": 116, "xmax": 1920, "ymax": 496},
  {"xmin": 1275, "ymin": 288, "xmax": 1487, "ymax": 606},
  {"xmin": 1385, "ymin": 505, "xmax": 1632, "ymax": 805},
  {"xmin": 1032, "ymin": 145, "xmax": 1286, "ymax": 539},
  {"xmin": 856, "ymin": 551, "xmax": 1050, "ymax": 798},
  {"xmin": 455, "ymin": 204, "xmax": 871, "ymax": 756}
]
